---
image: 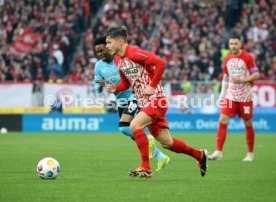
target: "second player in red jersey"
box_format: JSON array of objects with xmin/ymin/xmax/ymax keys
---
[
  {"xmin": 106, "ymin": 26, "xmax": 208, "ymax": 178},
  {"xmin": 208, "ymin": 35, "xmax": 259, "ymax": 161}
]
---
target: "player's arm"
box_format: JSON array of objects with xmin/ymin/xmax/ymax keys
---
[
  {"xmin": 130, "ymin": 47, "xmax": 166, "ymax": 96},
  {"xmin": 131, "ymin": 48, "xmax": 166, "ymax": 88},
  {"xmin": 141, "ymin": 51, "xmax": 167, "ymax": 88},
  {"xmin": 219, "ymin": 74, "xmax": 229, "ymax": 101},
  {"xmin": 231, "ymin": 69, "xmax": 259, "ymax": 84},
  {"xmin": 94, "ymin": 64, "xmax": 105, "ymax": 93},
  {"xmin": 243, "ymin": 72, "xmax": 259, "ymax": 83},
  {"xmin": 219, "ymin": 59, "xmax": 230, "ymax": 101},
  {"xmin": 148, "ymin": 55, "xmax": 166, "ymax": 88},
  {"xmin": 106, "ymin": 70, "xmax": 131, "ymax": 93}
]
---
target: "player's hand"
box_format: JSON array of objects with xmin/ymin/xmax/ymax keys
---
[
  {"xmin": 106, "ymin": 82, "xmax": 116, "ymax": 93},
  {"xmin": 231, "ymin": 77, "xmax": 246, "ymax": 84},
  {"xmin": 99, "ymin": 78, "xmax": 105, "ymax": 87},
  {"xmin": 144, "ymin": 86, "xmax": 155, "ymax": 96}
]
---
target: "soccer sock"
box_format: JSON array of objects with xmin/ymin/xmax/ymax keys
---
[
  {"xmin": 118, "ymin": 122, "xmax": 135, "ymax": 140},
  {"xmin": 155, "ymin": 147, "xmax": 166, "ymax": 160},
  {"xmin": 246, "ymin": 125, "xmax": 255, "ymax": 153},
  {"xmin": 133, "ymin": 129, "xmax": 150, "ymax": 170},
  {"xmin": 216, "ymin": 123, "xmax": 227, "ymax": 151},
  {"xmin": 146, "ymin": 134, "xmax": 166, "ymax": 160},
  {"xmin": 169, "ymin": 137, "xmax": 202, "ymax": 160}
]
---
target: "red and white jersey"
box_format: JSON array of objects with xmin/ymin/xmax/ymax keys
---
[
  {"xmin": 115, "ymin": 45, "xmax": 166, "ymax": 108},
  {"xmin": 223, "ymin": 50, "xmax": 258, "ymax": 102}
]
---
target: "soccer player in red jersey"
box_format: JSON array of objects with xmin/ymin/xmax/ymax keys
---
[
  {"xmin": 105, "ymin": 26, "xmax": 208, "ymax": 178},
  {"xmin": 208, "ymin": 35, "xmax": 259, "ymax": 161}
]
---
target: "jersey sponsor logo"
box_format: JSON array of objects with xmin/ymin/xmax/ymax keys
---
[
  {"xmin": 105, "ymin": 75, "xmax": 121, "ymax": 83},
  {"xmin": 122, "ymin": 68, "xmax": 139, "ymax": 77},
  {"xmin": 227, "ymin": 58, "xmax": 247, "ymax": 77}
]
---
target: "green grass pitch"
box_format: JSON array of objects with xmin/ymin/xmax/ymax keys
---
[{"xmin": 0, "ymin": 133, "xmax": 276, "ymax": 202}]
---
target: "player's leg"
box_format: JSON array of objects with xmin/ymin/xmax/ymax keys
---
[
  {"xmin": 209, "ymin": 98, "xmax": 235, "ymax": 160},
  {"xmin": 118, "ymin": 113, "xmax": 135, "ymax": 139},
  {"xmin": 128, "ymin": 111, "xmax": 153, "ymax": 178},
  {"xmin": 146, "ymin": 127, "xmax": 170, "ymax": 171},
  {"xmin": 208, "ymin": 114, "xmax": 230, "ymax": 160},
  {"xmin": 118, "ymin": 100, "xmax": 139, "ymax": 140},
  {"xmin": 117, "ymin": 106, "xmax": 135, "ymax": 139},
  {"xmin": 128, "ymin": 97, "xmax": 170, "ymax": 177},
  {"xmin": 242, "ymin": 119, "xmax": 254, "ymax": 161},
  {"xmin": 119, "ymin": 112, "xmax": 157, "ymax": 158},
  {"xmin": 239, "ymin": 101, "xmax": 254, "ymax": 161},
  {"xmin": 153, "ymin": 128, "xmax": 208, "ymax": 177},
  {"xmin": 118, "ymin": 100, "xmax": 167, "ymax": 164}
]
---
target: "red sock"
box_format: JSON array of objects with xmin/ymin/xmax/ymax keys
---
[
  {"xmin": 169, "ymin": 138, "xmax": 202, "ymax": 160},
  {"xmin": 246, "ymin": 125, "xmax": 255, "ymax": 152},
  {"xmin": 133, "ymin": 129, "xmax": 150, "ymax": 170},
  {"xmin": 216, "ymin": 123, "xmax": 227, "ymax": 151}
]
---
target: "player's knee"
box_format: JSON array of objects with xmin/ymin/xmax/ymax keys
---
[
  {"xmin": 243, "ymin": 119, "xmax": 252, "ymax": 127},
  {"xmin": 219, "ymin": 116, "xmax": 228, "ymax": 125},
  {"xmin": 159, "ymin": 139, "xmax": 173, "ymax": 149},
  {"xmin": 130, "ymin": 122, "xmax": 142, "ymax": 132}
]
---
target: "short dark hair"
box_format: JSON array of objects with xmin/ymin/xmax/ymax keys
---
[
  {"xmin": 106, "ymin": 26, "xmax": 127, "ymax": 39},
  {"xmin": 229, "ymin": 34, "xmax": 241, "ymax": 41},
  {"xmin": 94, "ymin": 37, "xmax": 106, "ymax": 47}
]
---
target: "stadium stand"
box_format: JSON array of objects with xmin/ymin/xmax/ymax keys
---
[
  {"xmin": 0, "ymin": 0, "xmax": 275, "ymax": 84},
  {"xmin": 0, "ymin": 0, "xmax": 102, "ymax": 83}
]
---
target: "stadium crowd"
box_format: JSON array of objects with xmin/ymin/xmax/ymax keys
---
[
  {"xmin": 0, "ymin": 0, "xmax": 101, "ymax": 83},
  {"xmin": 0, "ymin": 0, "xmax": 275, "ymax": 83}
]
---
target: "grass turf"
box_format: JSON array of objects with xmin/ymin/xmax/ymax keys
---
[{"xmin": 0, "ymin": 133, "xmax": 276, "ymax": 202}]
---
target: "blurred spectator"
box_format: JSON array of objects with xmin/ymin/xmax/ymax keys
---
[
  {"xmin": 46, "ymin": 57, "xmax": 62, "ymax": 79},
  {"xmin": 53, "ymin": 44, "xmax": 64, "ymax": 66},
  {"xmin": 0, "ymin": 0, "xmax": 275, "ymax": 86},
  {"xmin": 0, "ymin": 0, "xmax": 99, "ymax": 83},
  {"xmin": 77, "ymin": 0, "xmax": 238, "ymax": 84}
]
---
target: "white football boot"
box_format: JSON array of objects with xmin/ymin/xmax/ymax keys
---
[
  {"xmin": 208, "ymin": 150, "xmax": 223, "ymax": 160},
  {"xmin": 243, "ymin": 152, "xmax": 254, "ymax": 162}
]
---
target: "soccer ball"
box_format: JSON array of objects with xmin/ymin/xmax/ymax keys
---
[
  {"xmin": 37, "ymin": 157, "xmax": 60, "ymax": 179},
  {"xmin": 0, "ymin": 127, "xmax": 8, "ymax": 134}
]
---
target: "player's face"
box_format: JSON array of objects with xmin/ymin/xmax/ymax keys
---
[
  {"xmin": 106, "ymin": 36, "xmax": 121, "ymax": 56},
  {"xmin": 229, "ymin": 39, "xmax": 241, "ymax": 55},
  {"xmin": 95, "ymin": 44, "xmax": 113, "ymax": 62}
]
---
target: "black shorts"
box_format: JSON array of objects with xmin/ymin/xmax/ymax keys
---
[{"xmin": 118, "ymin": 100, "xmax": 140, "ymax": 118}]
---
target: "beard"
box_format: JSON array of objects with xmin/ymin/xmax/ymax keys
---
[{"xmin": 231, "ymin": 49, "xmax": 239, "ymax": 55}]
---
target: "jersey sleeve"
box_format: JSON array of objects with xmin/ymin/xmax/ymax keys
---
[
  {"xmin": 115, "ymin": 70, "xmax": 131, "ymax": 92},
  {"xmin": 223, "ymin": 57, "xmax": 229, "ymax": 75},
  {"xmin": 94, "ymin": 63, "xmax": 104, "ymax": 93},
  {"xmin": 129, "ymin": 46, "xmax": 167, "ymax": 88},
  {"xmin": 247, "ymin": 53, "xmax": 258, "ymax": 74},
  {"xmin": 114, "ymin": 55, "xmax": 120, "ymax": 66}
]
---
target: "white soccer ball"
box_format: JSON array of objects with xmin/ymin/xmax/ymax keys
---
[
  {"xmin": 0, "ymin": 127, "xmax": 8, "ymax": 134},
  {"xmin": 37, "ymin": 157, "xmax": 60, "ymax": 179}
]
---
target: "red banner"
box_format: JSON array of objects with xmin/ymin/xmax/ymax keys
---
[
  {"xmin": 252, "ymin": 82, "xmax": 276, "ymax": 107},
  {"xmin": 10, "ymin": 28, "xmax": 42, "ymax": 58}
]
